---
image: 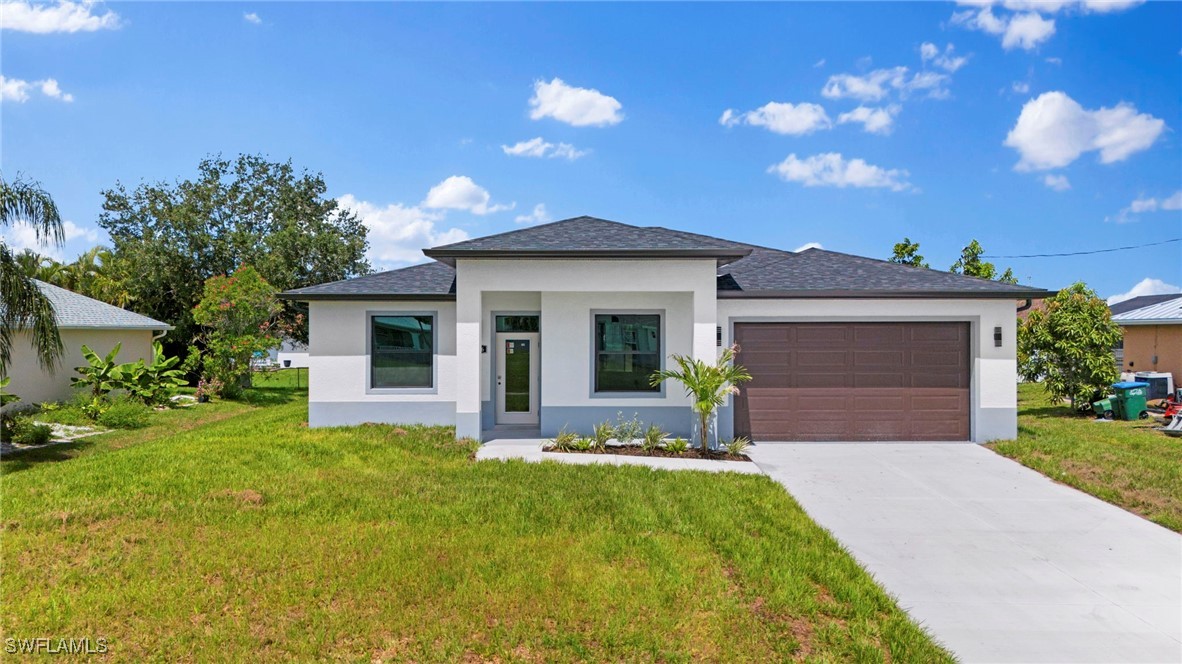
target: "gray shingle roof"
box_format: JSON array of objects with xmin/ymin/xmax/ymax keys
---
[
  {"xmin": 718, "ymin": 246, "xmax": 1050, "ymax": 298},
  {"xmin": 423, "ymin": 216, "xmax": 751, "ymax": 265},
  {"xmin": 281, "ymin": 216, "xmax": 1052, "ymax": 300},
  {"xmin": 280, "ymin": 261, "xmax": 456, "ymax": 300},
  {"xmin": 35, "ymin": 280, "xmax": 171, "ymax": 329}
]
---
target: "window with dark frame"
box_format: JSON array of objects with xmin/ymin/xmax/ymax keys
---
[
  {"xmin": 594, "ymin": 313, "xmax": 661, "ymax": 393},
  {"xmin": 371, "ymin": 314, "xmax": 434, "ymax": 388}
]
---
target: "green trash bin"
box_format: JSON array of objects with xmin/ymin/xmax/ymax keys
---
[{"xmin": 1111, "ymin": 381, "xmax": 1150, "ymax": 421}]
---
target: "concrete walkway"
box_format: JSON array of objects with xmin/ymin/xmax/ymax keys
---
[{"xmin": 747, "ymin": 443, "xmax": 1182, "ymax": 663}]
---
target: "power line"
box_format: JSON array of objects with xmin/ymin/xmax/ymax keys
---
[{"xmin": 982, "ymin": 237, "xmax": 1181, "ymax": 259}]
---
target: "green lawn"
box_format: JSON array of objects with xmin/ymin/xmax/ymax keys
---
[
  {"xmin": 2, "ymin": 383, "xmax": 950, "ymax": 661},
  {"xmin": 988, "ymin": 383, "xmax": 1182, "ymax": 532}
]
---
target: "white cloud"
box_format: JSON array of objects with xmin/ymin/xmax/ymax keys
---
[
  {"xmin": 1, "ymin": 219, "xmax": 97, "ymax": 260},
  {"xmin": 1004, "ymin": 91, "xmax": 1165, "ymax": 171},
  {"xmin": 719, "ymin": 102, "xmax": 832, "ymax": 136},
  {"xmin": 1106, "ymin": 277, "xmax": 1181, "ymax": 305},
  {"xmin": 768, "ymin": 153, "xmax": 913, "ymax": 192},
  {"xmin": 822, "ymin": 66, "xmax": 951, "ymax": 102},
  {"xmin": 920, "ymin": 42, "xmax": 969, "ymax": 72},
  {"xmin": 1011, "ymin": 81, "xmax": 1031, "ymax": 94},
  {"xmin": 952, "ymin": 7, "xmax": 1056, "ymax": 51},
  {"xmin": 38, "ymin": 78, "xmax": 73, "ymax": 102},
  {"xmin": 1, "ymin": 0, "xmax": 120, "ymax": 33},
  {"xmin": 836, "ymin": 105, "xmax": 900, "ymax": 135},
  {"xmin": 528, "ymin": 78, "xmax": 622, "ymax": 127},
  {"xmin": 337, "ymin": 194, "xmax": 468, "ymax": 266},
  {"xmin": 515, "ymin": 204, "xmax": 551, "ymax": 225},
  {"xmin": 1042, "ymin": 174, "xmax": 1071, "ymax": 191},
  {"xmin": 422, "ymin": 175, "xmax": 513, "ymax": 215},
  {"xmin": 960, "ymin": 1, "xmax": 1143, "ymax": 13},
  {"xmin": 0, "ymin": 75, "xmax": 73, "ymax": 103},
  {"xmin": 243, "ymin": 12, "xmax": 261, "ymax": 25},
  {"xmin": 793, "ymin": 242, "xmax": 823, "ymax": 252},
  {"xmin": 1109, "ymin": 190, "xmax": 1182, "ymax": 223},
  {"xmin": 813, "ymin": 58, "xmax": 826, "ymax": 68},
  {"xmin": 501, "ymin": 137, "xmax": 587, "ymax": 160}
]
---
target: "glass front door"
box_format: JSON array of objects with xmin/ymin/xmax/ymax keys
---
[{"xmin": 495, "ymin": 332, "xmax": 539, "ymax": 425}]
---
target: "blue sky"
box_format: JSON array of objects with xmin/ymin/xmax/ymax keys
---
[{"xmin": 3, "ymin": 1, "xmax": 1180, "ymax": 302}]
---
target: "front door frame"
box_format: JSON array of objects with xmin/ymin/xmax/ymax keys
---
[{"xmin": 495, "ymin": 331, "xmax": 540, "ymax": 425}]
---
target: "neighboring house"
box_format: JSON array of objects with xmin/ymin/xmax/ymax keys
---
[
  {"xmin": 282, "ymin": 216, "xmax": 1051, "ymax": 443},
  {"xmin": 1110, "ymin": 295, "xmax": 1182, "ymax": 380},
  {"xmin": 2, "ymin": 281, "xmax": 172, "ymax": 406},
  {"xmin": 256, "ymin": 339, "xmax": 311, "ymax": 368}
]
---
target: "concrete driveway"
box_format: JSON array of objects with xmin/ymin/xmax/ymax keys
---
[{"xmin": 747, "ymin": 443, "xmax": 1182, "ymax": 663}]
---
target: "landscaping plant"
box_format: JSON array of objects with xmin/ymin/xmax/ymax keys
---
[
  {"xmin": 191, "ymin": 266, "xmax": 284, "ymax": 397},
  {"xmin": 72, "ymin": 343, "xmax": 128, "ymax": 398},
  {"xmin": 1018, "ymin": 282, "xmax": 1122, "ymax": 411},
  {"xmin": 0, "ymin": 376, "xmax": 20, "ymax": 442},
  {"xmin": 650, "ymin": 345, "xmax": 752, "ymax": 453},
  {"xmin": 641, "ymin": 424, "xmax": 667, "ymax": 453},
  {"xmin": 548, "ymin": 426, "xmax": 579, "ymax": 452},
  {"xmin": 612, "ymin": 412, "xmax": 643, "ymax": 445},
  {"xmin": 665, "ymin": 437, "xmax": 689, "ymax": 454},
  {"xmin": 97, "ymin": 397, "xmax": 152, "ymax": 430},
  {"xmin": 724, "ymin": 436, "xmax": 751, "ymax": 456},
  {"xmin": 591, "ymin": 421, "xmax": 613, "ymax": 451},
  {"xmin": 119, "ymin": 343, "xmax": 188, "ymax": 405}
]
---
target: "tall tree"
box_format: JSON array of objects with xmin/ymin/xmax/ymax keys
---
[
  {"xmin": 950, "ymin": 239, "xmax": 1018, "ymax": 284},
  {"xmin": 1018, "ymin": 283, "xmax": 1122, "ymax": 410},
  {"xmin": 0, "ymin": 176, "xmax": 64, "ymax": 370},
  {"xmin": 98, "ymin": 154, "xmax": 370, "ymax": 349},
  {"xmin": 888, "ymin": 237, "xmax": 929, "ymax": 268}
]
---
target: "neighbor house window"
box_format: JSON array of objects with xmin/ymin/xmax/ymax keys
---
[
  {"xmin": 371, "ymin": 314, "xmax": 433, "ymax": 388},
  {"xmin": 594, "ymin": 313, "xmax": 661, "ymax": 393}
]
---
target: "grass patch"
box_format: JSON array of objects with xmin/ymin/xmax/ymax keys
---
[
  {"xmin": 2, "ymin": 390, "xmax": 949, "ymax": 661},
  {"xmin": 988, "ymin": 383, "xmax": 1182, "ymax": 532}
]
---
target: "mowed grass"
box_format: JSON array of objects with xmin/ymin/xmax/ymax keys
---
[
  {"xmin": 989, "ymin": 383, "xmax": 1182, "ymax": 532},
  {"xmin": 1, "ymin": 386, "xmax": 951, "ymax": 661}
]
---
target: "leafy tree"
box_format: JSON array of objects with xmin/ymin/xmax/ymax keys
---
[
  {"xmin": 16, "ymin": 247, "xmax": 134, "ymax": 308},
  {"xmin": 1018, "ymin": 282, "xmax": 1122, "ymax": 411},
  {"xmin": 650, "ymin": 346, "xmax": 752, "ymax": 454},
  {"xmin": 950, "ymin": 239, "xmax": 1018, "ymax": 284},
  {"xmin": 1, "ymin": 176, "xmax": 64, "ymax": 371},
  {"xmin": 98, "ymin": 154, "xmax": 370, "ymax": 350},
  {"xmin": 889, "ymin": 237, "xmax": 930, "ymax": 268},
  {"xmin": 192, "ymin": 266, "xmax": 284, "ymax": 396}
]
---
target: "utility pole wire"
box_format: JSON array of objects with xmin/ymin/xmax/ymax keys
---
[{"xmin": 982, "ymin": 238, "xmax": 1181, "ymax": 259}]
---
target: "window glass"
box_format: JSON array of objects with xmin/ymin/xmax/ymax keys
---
[
  {"xmin": 594, "ymin": 314, "xmax": 660, "ymax": 392},
  {"xmin": 371, "ymin": 315, "xmax": 433, "ymax": 388},
  {"xmin": 495, "ymin": 315, "xmax": 540, "ymax": 333}
]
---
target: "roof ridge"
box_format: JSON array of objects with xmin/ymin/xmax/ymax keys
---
[{"xmin": 427, "ymin": 215, "xmax": 638, "ymax": 252}]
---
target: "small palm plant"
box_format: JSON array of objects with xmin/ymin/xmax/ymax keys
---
[{"xmin": 650, "ymin": 345, "xmax": 752, "ymax": 454}]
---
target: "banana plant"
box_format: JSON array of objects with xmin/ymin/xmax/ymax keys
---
[
  {"xmin": 122, "ymin": 343, "xmax": 187, "ymax": 404},
  {"xmin": 71, "ymin": 343, "xmax": 128, "ymax": 398}
]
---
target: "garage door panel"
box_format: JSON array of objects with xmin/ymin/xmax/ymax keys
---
[{"xmin": 734, "ymin": 322, "xmax": 970, "ymax": 442}]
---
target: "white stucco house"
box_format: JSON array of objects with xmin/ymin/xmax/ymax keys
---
[
  {"xmin": 282, "ymin": 216, "xmax": 1051, "ymax": 443},
  {"xmin": 3, "ymin": 281, "xmax": 172, "ymax": 406}
]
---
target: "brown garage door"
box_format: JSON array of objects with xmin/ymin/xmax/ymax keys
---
[{"xmin": 734, "ymin": 322, "xmax": 970, "ymax": 441}]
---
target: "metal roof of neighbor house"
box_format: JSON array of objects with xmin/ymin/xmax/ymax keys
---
[
  {"xmin": 1111, "ymin": 295, "xmax": 1182, "ymax": 325},
  {"xmin": 1108, "ymin": 294, "xmax": 1182, "ymax": 316},
  {"xmin": 281, "ymin": 216, "xmax": 1053, "ymax": 301},
  {"xmin": 34, "ymin": 280, "xmax": 172, "ymax": 330}
]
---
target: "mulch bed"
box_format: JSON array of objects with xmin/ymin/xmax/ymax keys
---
[{"xmin": 543, "ymin": 445, "xmax": 751, "ymax": 462}]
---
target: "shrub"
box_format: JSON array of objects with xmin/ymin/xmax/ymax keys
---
[
  {"xmin": 665, "ymin": 437, "xmax": 689, "ymax": 455},
  {"xmin": 613, "ymin": 412, "xmax": 643, "ymax": 445},
  {"xmin": 97, "ymin": 398, "xmax": 151, "ymax": 430},
  {"xmin": 572, "ymin": 437, "xmax": 594, "ymax": 452},
  {"xmin": 81, "ymin": 396, "xmax": 109, "ymax": 421},
  {"xmin": 548, "ymin": 426, "xmax": 580, "ymax": 452},
  {"xmin": 592, "ymin": 421, "xmax": 613, "ymax": 450},
  {"xmin": 11, "ymin": 421, "xmax": 53, "ymax": 446},
  {"xmin": 724, "ymin": 436, "xmax": 751, "ymax": 456},
  {"xmin": 642, "ymin": 424, "xmax": 667, "ymax": 453}
]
